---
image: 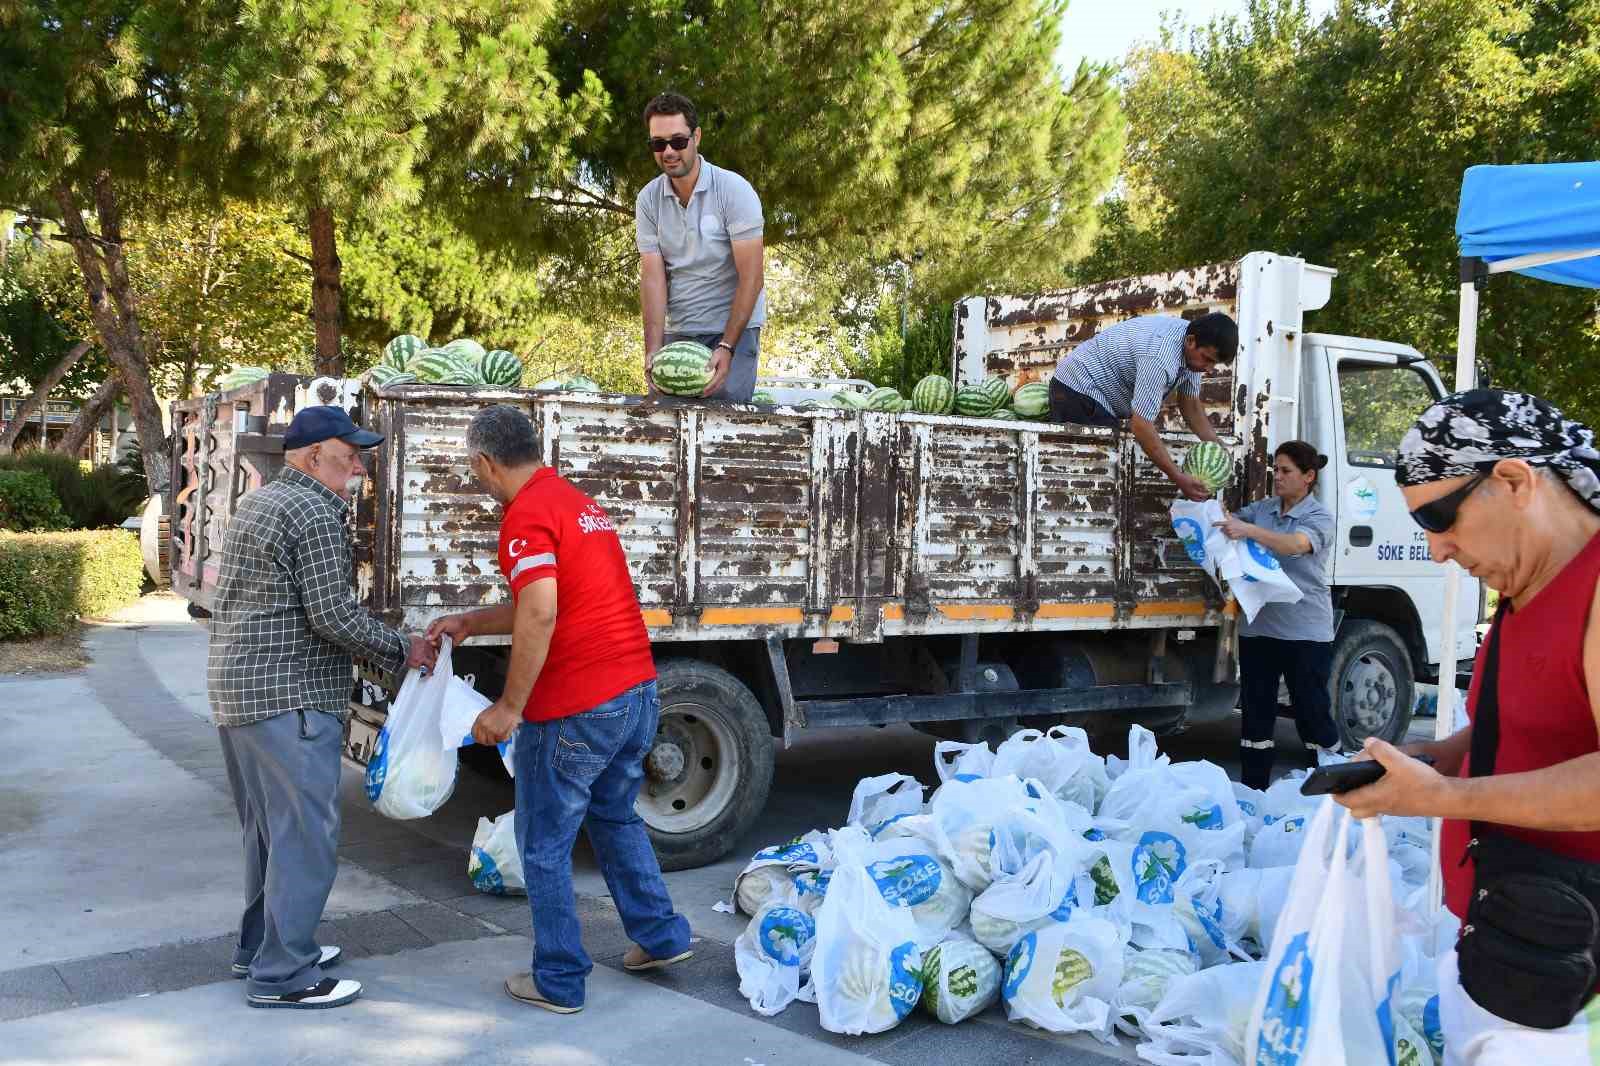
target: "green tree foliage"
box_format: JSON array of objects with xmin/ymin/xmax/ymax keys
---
[
  {"xmin": 0, "ymin": 236, "xmax": 106, "ymax": 394},
  {"xmin": 1073, "ymin": 0, "xmax": 1600, "ymax": 425},
  {"xmin": 445, "ymin": 0, "xmax": 1125, "ymax": 314}
]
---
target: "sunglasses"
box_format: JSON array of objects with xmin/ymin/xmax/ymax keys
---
[
  {"xmin": 1409, "ymin": 470, "xmax": 1489, "ymax": 534},
  {"xmin": 647, "ymin": 134, "xmax": 693, "ymax": 153}
]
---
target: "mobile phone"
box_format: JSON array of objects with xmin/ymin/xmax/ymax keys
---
[{"xmin": 1299, "ymin": 754, "xmax": 1435, "ymax": 796}]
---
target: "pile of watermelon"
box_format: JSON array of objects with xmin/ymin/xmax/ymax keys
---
[
  {"xmin": 821, "ymin": 374, "xmax": 1052, "ymax": 423},
  {"xmin": 371, "ymin": 334, "xmax": 526, "ymax": 389}
]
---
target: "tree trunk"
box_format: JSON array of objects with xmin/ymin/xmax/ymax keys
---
[
  {"xmin": 53, "ymin": 174, "xmax": 170, "ymax": 493},
  {"xmin": 0, "ymin": 339, "xmax": 93, "ymax": 454},
  {"xmin": 55, "ymin": 373, "xmax": 122, "ymax": 460},
  {"xmin": 308, "ymin": 204, "xmax": 343, "ymax": 377}
]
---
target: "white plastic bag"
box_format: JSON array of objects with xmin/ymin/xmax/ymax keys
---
[
  {"xmin": 1114, "ymin": 944, "xmax": 1200, "ymax": 1039},
  {"xmin": 991, "ymin": 729, "xmax": 1082, "ymax": 799},
  {"xmin": 1227, "ymin": 536, "xmax": 1304, "ymax": 623},
  {"xmin": 467, "ymin": 810, "xmax": 524, "ymax": 895},
  {"xmin": 1170, "ymin": 498, "xmax": 1234, "ymax": 589},
  {"xmin": 1043, "ymin": 725, "xmax": 1111, "ymax": 812},
  {"xmin": 847, "ymin": 772, "xmax": 925, "ymax": 835},
  {"xmin": 733, "ymin": 831, "xmax": 833, "ymax": 916},
  {"xmin": 365, "ymin": 637, "xmax": 489, "ymax": 819},
  {"xmin": 810, "ymin": 835, "xmax": 925, "ymax": 1035},
  {"xmin": 928, "ymin": 774, "xmax": 1035, "ymax": 893},
  {"xmin": 854, "ymin": 834, "xmax": 972, "ymax": 947},
  {"xmin": 1001, "ymin": 915, "xmax": 1125, "ymax": 1044},
  {"xmin": 1248, "ymin": 811, "xmax": 1312, "ymax": 869},
  {"xmin": 933, "ymin": 740, "xmax": 995, "ymax": 783},
  {"xmin": 1136, "ymin": 961, "xmax": 1266, "ymax": 1066},
  {"xmin": 920, "ymin": 935, "xmax": 1002, "ymax": 1024},
  {"xmin": 734, "ymin": 889, "xmax": 818, "ymax": 1017}
]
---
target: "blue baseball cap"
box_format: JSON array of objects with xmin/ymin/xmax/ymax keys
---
[{"xmin": 283, "ymin": 405, "xmax": 384, "ymax": 450}]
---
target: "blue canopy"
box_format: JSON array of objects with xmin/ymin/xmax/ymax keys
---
[{"xmin": 1456, "ymin": 162, "xmax": 1600, "ymax": 289}]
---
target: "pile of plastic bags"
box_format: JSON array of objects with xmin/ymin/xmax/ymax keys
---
[{"xmin": 728, "ymin": 724, "xmax": 1455, "ymax": 1064}]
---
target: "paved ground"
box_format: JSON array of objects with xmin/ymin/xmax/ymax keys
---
[{"xmin": 0, "ymin": 593, "xmax": 1426, "ymax": 1065}]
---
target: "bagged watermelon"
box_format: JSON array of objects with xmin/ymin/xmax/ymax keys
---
[{"xmin": 920, "ymin": 936, "xmax": 1002, "ymax": 1024}]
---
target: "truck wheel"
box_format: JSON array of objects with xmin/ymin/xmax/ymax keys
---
[
  {"xmin": 642, "ymin": 659, "xmax": 774, "ymax": 872},
  {"xmin": 1329, "ymin": 621, "xmax": 1414, "ymax": 749}
]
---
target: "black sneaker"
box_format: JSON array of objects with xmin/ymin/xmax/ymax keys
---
[
  {"xmin": 247, "ymin": 977, "xmax": 362, "ymax": 1010},
  {"xmin": 233, "ymin": 945, "xmax": 342, "ymax": 979}
]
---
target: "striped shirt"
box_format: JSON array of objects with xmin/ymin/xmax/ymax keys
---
[
  {"xmin": 207, "ymin": 467, "xmax": 408, "ymax": 727},
  {"xmin": 1052, "ymin": 315, "xmax": 1202, "ymax": 421}
]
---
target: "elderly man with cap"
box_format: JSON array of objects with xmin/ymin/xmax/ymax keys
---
[
  {"xmin": 1336, "ymin": 389, "xmax": 1600, "ymax": 1058},
  {"xmin": 208, "ymin": 404, "xmax": 435, "ymax": 1009}
]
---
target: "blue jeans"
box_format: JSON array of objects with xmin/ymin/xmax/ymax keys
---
[{"xmin": 512, "ymin": 679, "xmax": 690, "ymax": 1007}]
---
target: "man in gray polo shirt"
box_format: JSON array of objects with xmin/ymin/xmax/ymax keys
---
[{"xmin": 636, "ymin": 91, "xmax": 765, "ymax": 402}]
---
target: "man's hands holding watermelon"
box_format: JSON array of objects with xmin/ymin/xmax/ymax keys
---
[
  {"xmin": 702, "ymin": 343, "xmax": 733, "ymax": 397},
  {"xmin": 1174, "ymin": 472, "xmax": 1212, "ymax": 502}
]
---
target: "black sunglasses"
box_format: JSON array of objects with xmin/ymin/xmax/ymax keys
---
[
  {"xmin": 1409, "ymin": 470, "xmax": 1489, "ymax": 533},
  {"xmin": 647, "ymin": 134, "xmax": 693, "ymax": 153}
]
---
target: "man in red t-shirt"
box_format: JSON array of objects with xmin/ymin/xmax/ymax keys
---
[{"xmin": 427, "ymin": 405, "xmax": 691, "ymax": 1014}]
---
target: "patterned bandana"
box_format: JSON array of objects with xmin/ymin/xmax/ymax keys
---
[{"xmin": 1395, "ymin": 389, "xmax": 1600, "ymax": 514}]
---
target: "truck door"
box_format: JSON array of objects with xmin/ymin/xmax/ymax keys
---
[{"xmin": 1324, "ymin": 348, "xmax": 1480, "ymax": 674}]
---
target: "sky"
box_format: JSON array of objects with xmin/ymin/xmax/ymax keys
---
[{"xmin": 1055, "ymin": 0, "xmax": 1339, "ymax": 74}]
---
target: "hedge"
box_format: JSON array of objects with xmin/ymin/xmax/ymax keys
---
[{"xmin": 0, "ymin": 530, "xmax": 146, "ymax": 638}]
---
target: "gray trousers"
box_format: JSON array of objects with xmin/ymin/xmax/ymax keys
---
[
  {"xmin": 665, "ymin": 327, "xmax": 760, "ymax": 402},
  {"xmin": 218, "ymin": 708, "xmax": 342, "ymax": 996}
]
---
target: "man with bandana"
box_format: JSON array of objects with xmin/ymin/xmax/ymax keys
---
[{"xmin": 1336, "ymin": 389, "xmax": 1600, "ymax": 1059}]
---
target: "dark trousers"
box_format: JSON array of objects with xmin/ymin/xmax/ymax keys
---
[
  {"xmin": 1048, "ymin": 380, "xmax": 1119, "ymax": 427},
  {"xmin": 1238, "ymin": 636, "xmax": 1340, "ymax": 789}
]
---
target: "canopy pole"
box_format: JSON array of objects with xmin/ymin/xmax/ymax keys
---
[{"xmin": 1426, "ymin": 260, "xmax": 1485, "ymax": 917}]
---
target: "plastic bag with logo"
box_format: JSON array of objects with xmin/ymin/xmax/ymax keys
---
[
  {"xmin": 734, "ymin": 886, "xmax": 819, "ymax": 1017},
  {"xmin": 1248, "ymin": 810, "xmax": 1313, "ymax": 869},
  {"xmin": 1042, "ymin": 725, "xmax": 1112, "ymax": 813},
  {"xmin": 1226, "ymin": 536, "xmax": 1304, "ymax": 624},
  {"xmin": 920, "ymin": 934, "xmax": 1002, "ymax": 1024},
  {"xmin": 1169, "ymin": 498, "xmax": 1235, "ymax": 590},
  {"xmin": 1113, "ymin": 943, "xmax": 1201, "ymax": 1040},
  {"xmin": 1135, "ymin": 960, "xmax": 1267, "ymax": 1065},
  {"xmin": 365, "ymin": 636, "xmax": 490, "ymax": 820},
  {"xmin": 810, "ymin": 831, "xmax": 926, "ymax": 1035},
  {"xmin": 927, "ymin": 774, "xmax": 1036, "ymax": 893},
  {"xmin": 1001, "ymin": 914, "xmax": 1126, "ymax": 1044},
  {"xmin": 847, "ymin": 772, "xmax": 925, "ymax": 837},
  {"xmin": 733, "ymin": 830, "xmax": 833, "ymax": 916},
  {"xmin": 848, "ymin": 830, "xmax": 972, "ymax": 948},
  {"xmin": 467, "ymin": 810, "xmax": 524, "ymax": 895},
  {"xmin": 934, "ymin": 740, "xmax": 995, "ymax": 784},
  {"xmin": 991, "ymin": 728, "xmax": 1086, "ymax": 801}
]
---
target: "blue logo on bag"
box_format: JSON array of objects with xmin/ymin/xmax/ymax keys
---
[
  {"xmin": 793, "ymin": 868, "xmax": 831, "ymax": 901},
  {"xmin": 1050, "ymin": 881, "xmax": 1081, "ymax": 922},
  {"xmin": 1083, "ymin": 827, "xmax": 1106, "ymax": 842},
  {"xmin": 953, "ymin": 772, "xmax": 982, "ymax": 783},
  {"xmin": 364, "ymin": 727, "xmax": 391, "ymax": 801},
  {"xmin": 1257, "ymin": 932, "xmax": 1313, "ymax": 1065},
  {"xmin": 869, "ymin": 812, "xmax": 915, "ymax": 838},
  {"xmin": 1182, "ymin": 803, "xmax": 1225, "ymax": 830},
  {"xmin": 1376, "ymin": 971, "xmax": 1400, "ymax": 1066},
  {"xmin": 1238, "ymin": 800, "xmax": 1257, "ymax": 817},
  {"xmin": 1132, "ymin": 831, "xmax": 1187, "ymax": 904},
  {"xmin": 1195, "ymin": 897, "xmax": 1227, "ymax": 949},
  {"xmin": 1174, "ymin": 517, "xmax": 1207, "ymax": 564},
  {"xmin": 470, "ymin": 847, "xmax": 505, "ymax": 894},
  {"xmin": 868, "ymin": 855, "xmax": 943, "ymax": 908},
  {"xmin": 757, "ymin": 906, "xmax": 815, "ymax": 966},
  {"xmin": 754, "ymin": 839, "xmax": 818, "ymax": 864},
  {"xmin": 888, "ymin": 942, "xmax": 923, "ymax": 1019},
  {"xmin": 1422, "ymin": 995, "xmax": 1443, "ymax": 1059},
  {"xmin": 1246, "ymin": 539, "xmax": 1282, "ymax": 571},
  {"xmin": 1003, "ymin": 931, "xmax": 1037, "ymax": 1000}
]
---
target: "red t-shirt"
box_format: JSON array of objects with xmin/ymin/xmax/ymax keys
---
[
  {"xmin": 1440, "ymin": 531, "xmax": 1600, "ymax": 919},
  {"xmin": 497, "ymin": 468, "xmax": 655, "ymax": 722}
]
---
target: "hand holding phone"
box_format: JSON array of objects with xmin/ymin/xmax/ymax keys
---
[{"xmin": 1300, "ymin": 753, "xmax": 1436, "ymax": 796}]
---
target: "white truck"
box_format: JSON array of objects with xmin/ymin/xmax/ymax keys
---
[{"xmin": 166, "ymin": 250, "xmax": 1476, "ymax": 869}]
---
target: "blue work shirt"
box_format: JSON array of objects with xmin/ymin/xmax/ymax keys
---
[{"xmin": 1235, "ymin": 493, "xmax": 1336, "ymax": 642}]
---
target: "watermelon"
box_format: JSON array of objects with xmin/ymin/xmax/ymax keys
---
[
  {"xmin": 651, "ymin": 341, "xmax": 715, "ymax": 395},
  {"xmin": 375, "ymin": 372, "xmax": 417, "ymax": 387},
  {"xmin": 413, "ymin": 348, "xmax": 474, "ymax": 384},
  {"xmin": 751, "ymin": 390, "xmax": 776, "ymax": 405},
  {"xmin": 382, "ymin": 334, "xmax": 425, "ymax": 370},
  {"xmin": 218, "ymin": 366, "xmax": 270, "ymax": 391},
  {"xmin": 832, "ymin": 390, "xmax": 870, "ymax": 410},
  {"xmin": 367, "ymin": 363, "xmax": 410, "ymax": 386},
  {"xmin": 953, "ymin": 383, "xmax": 1002, "ymax": 417},
  {"xmin": 1050, "ymin": 949, "xmax": 1094, "ymax": 1008},
  {"xmin": 865, "ymin": 386, "xmax": 904, "ymax": 412},
  {"xmin": 989, "ymin": 408, "xmax": 1019, "ymax": 421},
  {"xmin": 480, "ymin": 350, "xmax": 524, "ymax": 388},
  {"xmin": 911, "ymin": 374, "xmax": 955, "ymax": 415},
  {"xmin": 443, "ymin": 338, "xmax": 486, "ymax": 366},
  {"xmin": 563, "ymin": 375, "xmax": 600, "ymax": 393},
  {"xmin": 435, "ymin": 366, "xmax": 482, "ymax": 386},
  {"xmin": 1183, "ymin": 440, "xmax": 1233, "ymax": 493},
  {"xmin": 1012, "ymin": 382, "xmax": 1049, "ymax": 419},
  {"xmin": 975, "ymin": 376, "xmax": 1010, "ymax": 410}
]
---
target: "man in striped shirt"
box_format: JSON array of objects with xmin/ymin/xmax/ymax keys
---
[{"xmin": 1050, "ymin": 312, "xmax": 1237, "ymax": 501}]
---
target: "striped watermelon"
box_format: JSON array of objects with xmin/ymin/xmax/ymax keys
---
[
  {"xmin": 382, "ymin": 334, "xmax": 425, "ymax": 371},
  {"xmin": 953, "ymin": 383, "xmax": 1002, "ymax": 417},
  {"xmin": 865, "ymin": 386, "xmax": 904, "ymax": 412},
  {"xmin": 435, "ymin": 366, "xmax": 482, "ymax": 386},
  {"xmin": 443, "ymin": 338, "xmax": 486, "ymax": 366},
  {"xmin": 975, "ymin": 376, "xmax": 1010, "ymax": 410},
  {"xmin": 833, "ymin": 390, "xmax": 870, "ymax": 410},
  {"xmin": 376, "ymin": 372, "xmax": 417, "ymax": 387},
  {"xmin": 911, "ymin": 374, "xmax": 955, "ymax": 414},
  {"xmin": 651, "ymin": 341, "xmax": 715, "ymax": 395},
  {"xmin": 563, "ymin": 375, "xmax": 600, "ymax": 392},
  {"xmin": 1183, "ymin": 441, "xmax": 1233, "ymax": 493},
  {"xmin": 413, "ymin": 348, "xmax": 473, "ymax": 384},
  {"xmin": 990, "ymin": 408, "xmax": 1019, "ymax": 421},
  {"xmin": 367, "ymin": 363, "xmax": 409, "ymax": 386},
  {"xmin": 480, "ymin": 350, "xmax": 524, "ymax": 388},
  {"xmin": 218, "ymin": 366, "xmax": 270, "ymax": 391},
  {"xmin": 1050, "ymin": 949, "xmax": 1094, "ymax": 1008},
  {"xmin": 1012, "ymin": 382, "xmax": 1049, "ymax": 419}
]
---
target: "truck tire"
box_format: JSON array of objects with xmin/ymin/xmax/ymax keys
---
[
  {"xmin": 1329, "ymin": 620, "xmax": 1414, "ymax": 749},
  {"xmin": 643, "ymin": 658, "xmax": 774, "ymax": 872}
]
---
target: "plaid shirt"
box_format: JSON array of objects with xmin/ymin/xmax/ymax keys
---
[{"xmin": 207, "ymin": 466, "xmax": 407, "ymax": 727}]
